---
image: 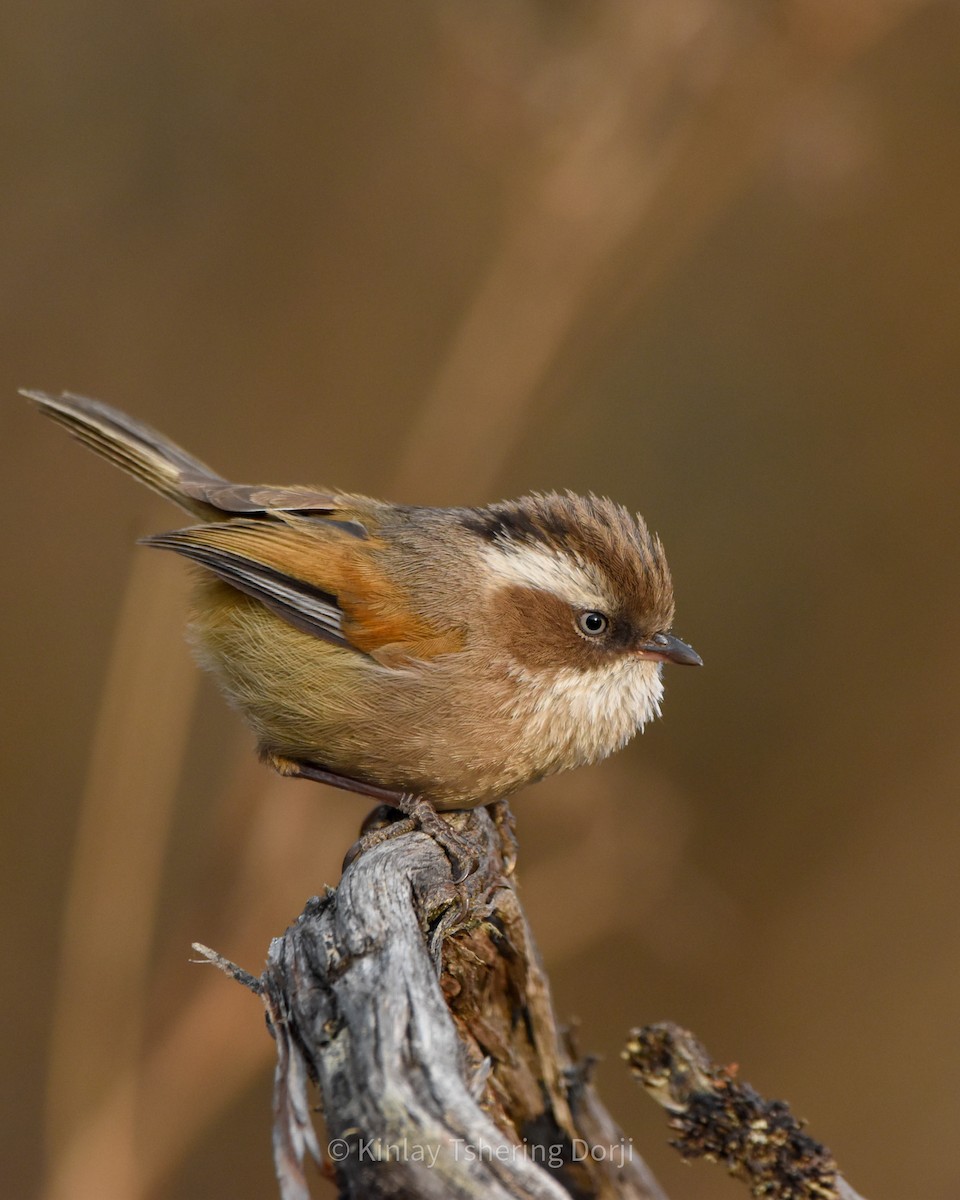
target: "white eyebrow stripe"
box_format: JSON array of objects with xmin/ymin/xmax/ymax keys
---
[{"xmin": 482, "ymin": 541, "xmax": 609, "ymax": 611}]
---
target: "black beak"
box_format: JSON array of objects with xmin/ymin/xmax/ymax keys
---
[{"xmin": 636, "ymin": 632, "xmax": 703, "ymax": 667}]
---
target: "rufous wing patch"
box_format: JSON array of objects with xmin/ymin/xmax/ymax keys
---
[
  {"xmin": 144, "ymin": 516, "xmax": 464, "ymax": 662},
  {"xmin": 338, "ymin": 586, "xmax": 466, "ymax": 662}
]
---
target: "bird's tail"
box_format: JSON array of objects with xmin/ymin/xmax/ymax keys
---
[{"xmin": 23, "ymin": 389, "xmax": 225, "ymax": 519}]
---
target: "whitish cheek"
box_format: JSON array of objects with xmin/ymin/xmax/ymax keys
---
[
  {"xmin": 500, "ymin": 657, "xmax": 665, "ymax": 761},
  {"xmin": 595, "ymin": 660, "xmax": 663, "ymax": 735}
]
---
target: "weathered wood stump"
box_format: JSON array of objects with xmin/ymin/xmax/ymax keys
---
[{"xmin": 197, "ymin": 800, "xmax": 869, "ymax": 1200}]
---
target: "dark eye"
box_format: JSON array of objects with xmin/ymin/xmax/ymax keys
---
[{"xmin": 576, "ymin": 610, "xmax": 609, "ymax": 636}]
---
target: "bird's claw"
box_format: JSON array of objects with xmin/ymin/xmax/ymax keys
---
[{"xmin": 397, "ymin": 794, "xmax": 479, "ymax": 883}]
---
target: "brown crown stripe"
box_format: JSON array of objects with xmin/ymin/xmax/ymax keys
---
[{"xmin": 461, "ymin": 492, "xmax": 675, "ymax": 632}]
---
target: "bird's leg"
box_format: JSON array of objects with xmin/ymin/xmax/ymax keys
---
[
  {"xmin": 265, "ymin": 753, "xmax": 477, "ymax": 881},
  {"xmin": 266, "ymin": 752, "xmax": 410, "ymax": 805}
]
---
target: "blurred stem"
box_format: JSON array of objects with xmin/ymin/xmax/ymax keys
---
[
  {"xmin": 42, "ymin": 534, "xmax": 198, "ymax": 1200},
  {"xmin": 396, "ymin": 0, "xmax": 928, "ymax": 501}
]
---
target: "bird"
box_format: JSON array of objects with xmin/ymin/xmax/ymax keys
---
[{"xmin": 26, "ymin": 390, "xmax": 700, "ymax": 870}]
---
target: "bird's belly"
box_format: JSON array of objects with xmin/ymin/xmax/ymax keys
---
[
  {"xmin": 188, "ymin": 589, "xmax": 660, "ymax": 810},
  {"xmin": 187, "ymin": 590, "xmax": 532, "ymax": 808}
]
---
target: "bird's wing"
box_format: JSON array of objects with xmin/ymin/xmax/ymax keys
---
[
  {"xmin": 176, "ymin": 476, "xmax": 364, "ymax": 523},
  {"xmin": 27, "ymin": 390, "xmax": 462, "ymax": 660},
  {"xmin": 144, "ymin": 523, "xmax": 349, "ymax": 645},
  {"xmin": 143, "ymin": 518, "xmax": 465, "ymax": 662}
]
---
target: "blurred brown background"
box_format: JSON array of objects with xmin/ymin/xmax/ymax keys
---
[{"xmin": 4, "ymin": 3, "xmax": 960, "ymax": 1198}]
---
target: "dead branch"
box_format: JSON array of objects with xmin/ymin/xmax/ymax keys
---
[
  {"xmin": 209, "ymin": 801, "xmax": 667, "ymax": 1199},
  {"xmin": 625, "ymin": 1023, "xmax": 869, "ymax": 1200},
  {"xmin": 198, "ymin": 804, "xmax": 868, "ymax": 1200}
]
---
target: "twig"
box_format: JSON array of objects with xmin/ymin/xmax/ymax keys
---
[
  {"xmin": 191, "ymin": 942, "xmax": 262, "ymax": 995},
  {"xmin": 624, "ymin": 1023, "xmax": 869, "ymax": 1200}
]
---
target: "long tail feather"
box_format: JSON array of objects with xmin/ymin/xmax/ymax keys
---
[{"xmin": 23, "ymin": 389, "xmax": 225, "ymax": 518}]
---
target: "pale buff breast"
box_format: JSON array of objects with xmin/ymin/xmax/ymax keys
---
[{"xmin": 494, "ymin": 654, "xmax": 664, "ymax": 767}]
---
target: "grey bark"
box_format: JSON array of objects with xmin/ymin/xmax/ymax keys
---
[
  {"xmin": 196, "ymin": 801, "xmax": 869, "ymax": 1200},
  {"xmin": 252, "ymin": 802, "xmax": 663, "ymax": 1199}
]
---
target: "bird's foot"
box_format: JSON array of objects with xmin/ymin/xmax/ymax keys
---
[
  {"xmin": 342, "ymin": 796, "xmax": 478, "ymax": 883},
  {"xmin": 265, "ymin": 754, "xmax": 478, "ymax": 882},
  {"xmin": 396, "ymin": 793, "xmax": 479, "ymax": 884},
  {"xmin": 489, "ymin": 798, "xmax": 518, "ymax": 877}
]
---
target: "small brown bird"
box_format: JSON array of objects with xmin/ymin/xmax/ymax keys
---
[{"xmin": 28, "ymin": 391, "xmax": 700, "ymax": 863}]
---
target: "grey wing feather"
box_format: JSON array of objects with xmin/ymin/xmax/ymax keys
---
[
  {"xmin": 177, "ymin": 478, "xmax": 351, "ymax": 517},
  {"xmin": 143, "ymin": 531, "xmax": 350, "ymax": 647}
]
